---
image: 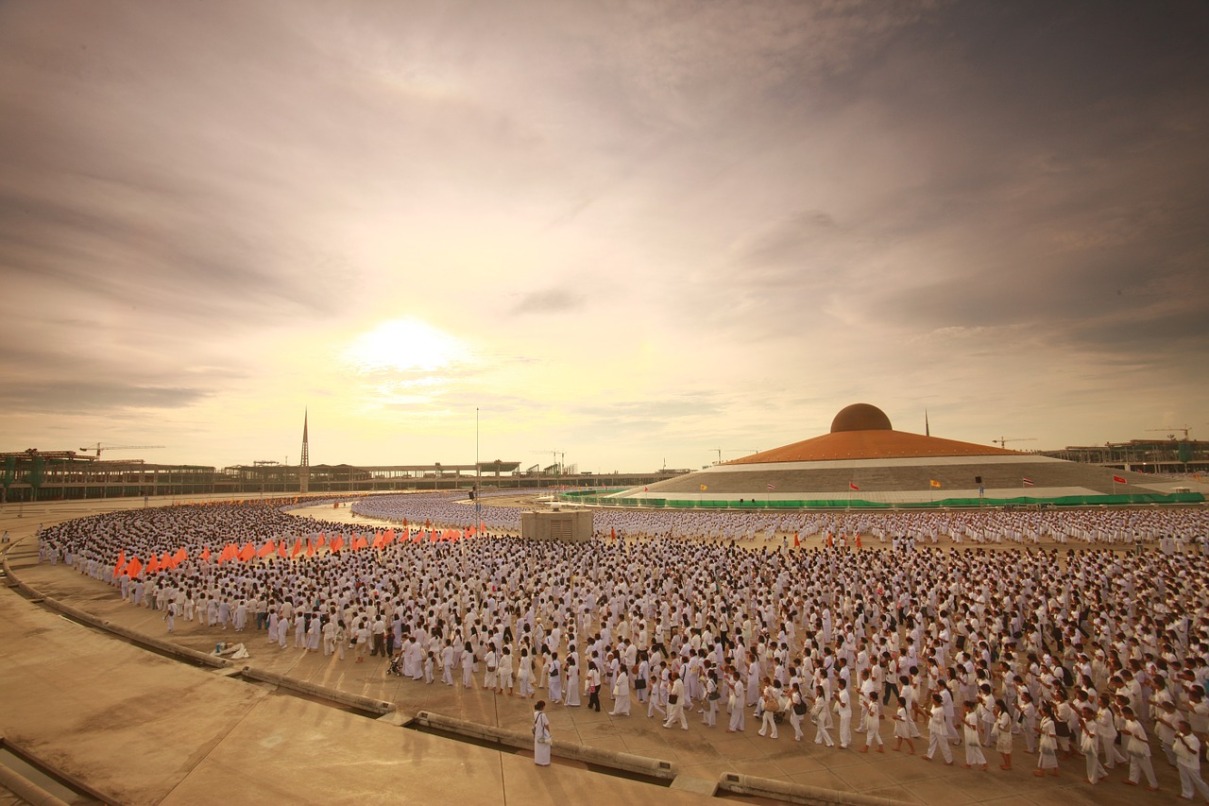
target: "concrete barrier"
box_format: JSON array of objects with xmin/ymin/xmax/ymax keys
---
[
  {"xmin": 0, "ymin": 760, "xmax": 70, "ymax": 806},
  {"xmin": 239, "ymin": 667, "xmax": 395, "ymax": 715},
  {"xmin": 717, "ymin": 772, "xmax": 906, "ymax": 805},
  {"xmin": 414, "ymin": 710, "xmax": 676, "ymax": 780}
]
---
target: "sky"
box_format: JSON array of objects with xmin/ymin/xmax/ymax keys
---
[{"xmin": 1, "ymin": 1, "xmax": 1207, "ymax": 474}]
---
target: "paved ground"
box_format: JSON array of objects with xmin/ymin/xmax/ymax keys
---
[{"xmin": 0, "ymin": 497, "xmax": 1194, "ymax": 805}]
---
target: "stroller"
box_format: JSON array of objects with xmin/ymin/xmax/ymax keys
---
[{"xmin": 386, "ymin": 649, "xmax": 405, "ymax": 677}]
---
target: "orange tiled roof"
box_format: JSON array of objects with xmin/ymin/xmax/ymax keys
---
[{"xmin": 728, "ymin": 429, "xmax": 1017, "ymax": 464}]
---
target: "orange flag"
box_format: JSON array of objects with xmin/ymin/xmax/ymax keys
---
[
  {"xmin": 353, "ymin": 536, "xmax": 368, "ymax": 551},
  {"xmin": 258, "ymin": 540, "xmax": 276, "ymax": 559},
  {"xmin": 291, "ymin": 540, "xmax": 302, "ymax": 558},
  {"xmin": 277, "ymin": 542, "xmax": 288, "ymax": 559},
  {"xmin": 113, "ymin": 550, "xmax": 127, "ymax": 578},
  {"xmin": 173, "ymin": 547, "xmax": 188, "ymax": 567},
  {"xmin": 200, "ymin": 546, "xmax": 212, "ymax": 562},
  {"xmin": 126, "ymin": 557, "xmax": 143, "ymax": 578},
  {"xmin": 239, "ymin": 542, "xmax": 256, "ymax": 562},
  {"xmin": 146, "ymin": 553, "xmax": 159, "ymax": 574},
  {"xmin": 793, "ymin": 532, "xmax": 800, "ymax": 548},
  {"xmin": 329, "ymin": 536, "xmax": 344, "ymax": 553}
]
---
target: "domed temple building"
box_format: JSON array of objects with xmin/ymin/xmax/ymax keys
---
[{"xmin": 605, "ymin": 403, "xmax": 1201, "ymax": 508}]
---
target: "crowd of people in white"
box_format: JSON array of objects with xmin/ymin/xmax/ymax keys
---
[{"xmin": 35, "ymin": 493, "xmax": 1209, "ymax": 798}]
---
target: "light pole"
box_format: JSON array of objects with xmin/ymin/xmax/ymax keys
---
[{"xmin": 475, "ymin": 408, "xmax": 482, "ymax": 529}]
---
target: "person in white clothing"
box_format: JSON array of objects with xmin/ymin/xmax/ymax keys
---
[
  {"xmin": 533, "ymin": 701, "xmax": 551, "ymax": 767},
  {"xmin": 1174, "ymin": 719, "xmax": 1209, "ymax": 802}
]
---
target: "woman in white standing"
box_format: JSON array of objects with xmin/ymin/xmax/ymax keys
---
[
  {"xmin": 564, "ymin": 657, "xmax": 582, "ymax": 707},
  {"xmin": 835, "ymin": 678, "xmax": 853, "ymax": 749},
  {"xmin": 533, "ymin": 701, "xmax": 551, "ymax": 767},
  {"xmin": 609, "ymin": 665, "xmax": 631, "ymax": 716},
  {"xmin": 517, "ymin": 647, "xmax": 534, "ymax": 698},
  {"xmin": 1034, "ymin": 702, "xmax": 1059, "ymax": 777}
]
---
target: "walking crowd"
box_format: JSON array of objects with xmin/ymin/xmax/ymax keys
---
[{"xmin": 35, "ymin": 494, "xmax": 1209, "ymax": 799}]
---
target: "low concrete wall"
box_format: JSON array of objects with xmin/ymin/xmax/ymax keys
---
[
  {"xmin": 718, "ymin": 772, "xmax": 906, "ymax": 805},
  {"xmin": 241, "ymin": 667, "xmax": 395, "ymax": 715},
  {"xmin": 0, "ymin": 756, "xmax": 70, "ymax": 806},
  {"xmin": 414, "ymin": 710, "xmax": 676, "ymax": 780}
]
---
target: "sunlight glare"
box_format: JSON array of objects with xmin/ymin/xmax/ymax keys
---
[{"xmin": 343, "ymin": 317, "xmax": 468, "ymax": 373}]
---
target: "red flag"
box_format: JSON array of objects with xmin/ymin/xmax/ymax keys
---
[
  {"xmin": 848, "ymin": 482, "xmax": 860, "ymax": 491},
  {"xmin": 1113, "ymin": 475, "xmax": 1128, "ymax": 485}
]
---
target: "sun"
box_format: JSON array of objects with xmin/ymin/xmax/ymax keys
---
[{"xmin": 343, "ymin": 317, "xmax": 468, "ymax": 373}]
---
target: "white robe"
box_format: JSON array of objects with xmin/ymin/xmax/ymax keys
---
[{"xmin": 533, "ymin": 711, "xmax": 551, "ymax": 766}]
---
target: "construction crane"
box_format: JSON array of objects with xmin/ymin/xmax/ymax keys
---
[
  {"xmin": 712, "ymin": 448, "xmax": 759, "ymax": 465},
  {"xmin": 1146, "ymin": 426, "xmax": 1192, "ymax": 441},
  {"xmin": 79, "ymin": 443, "xmax": 166, "ymax": 459},
  {"xmin": 533, "ymin": 450, "xmax": 563, "ymax": 475},
  {"xmin": 992, "ymin": 437, "xmax": 1036, "ymax": 449}
]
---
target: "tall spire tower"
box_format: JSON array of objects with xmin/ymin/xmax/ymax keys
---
[{"xmin": 299, "ymin": 409, "xmax": 310, "ymax": 494}]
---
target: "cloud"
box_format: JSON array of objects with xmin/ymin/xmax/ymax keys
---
[
  {"xmin": 1, "ymin": 1, "xmax": 1207, "ymax": 468},
  {"xmin": 510, "ymin": 288, "xmax": 586, "ymax": 316},
  {"xmin": 0, "ymin": 381, "xmax": 207, "ymax": 415}
]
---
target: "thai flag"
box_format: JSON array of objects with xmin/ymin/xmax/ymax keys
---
[{"xmin": 1022, "ymin": 477, "xmax": 1034, "ymax": 486}]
